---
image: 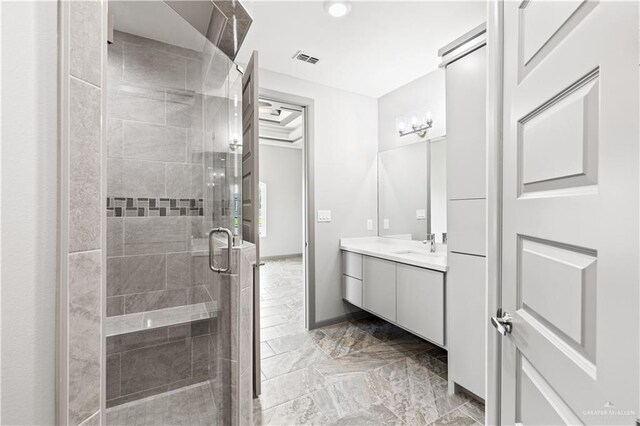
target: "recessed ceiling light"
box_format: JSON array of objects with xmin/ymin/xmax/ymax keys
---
[{"xmin": 324, "ymin": 1, "xmax": 351, "ymax": 18}]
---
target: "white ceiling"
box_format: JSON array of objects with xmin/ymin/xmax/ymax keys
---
[{"xmin": 236, "ymin": 1, "xmax": 486, "ymax": 98}]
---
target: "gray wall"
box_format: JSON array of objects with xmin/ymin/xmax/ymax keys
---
[
  {"xmin": 260, "ymin": 69, "xmax": 379, "ymax": 324},
  {"xmin": 0, "ymin": 2, "xmax": 58, "ymax": 424},
  {"xmin": 378, "ymin": 68, "xmax": 446, "ymax": 152},
  {"xmin": 259, "ymin": 145, "xmax": 303, "ymax": 258}
]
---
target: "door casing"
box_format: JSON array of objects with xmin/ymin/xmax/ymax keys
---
[{"xmin": 258, "ymin": 91, "xmax": 314, "ymax": 329}]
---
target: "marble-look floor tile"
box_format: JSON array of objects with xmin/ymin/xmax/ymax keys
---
[
  {"xmin": 351, "ymin": 317, "xmax": 412, "ymax": 342},
  {"xmin": 257, "ymin": 367, "xmax": 327, "ymax": 411},
  {"xmin": 428, "ymin": 407, "xmax": 478, "ymax": 426},
  {"xmin": 409, "ymin": 351, "xmax": 449, "ymax": 380},
  {"xmin": 257, "ymin": 394, "xmax": 329, "ymax": 426},
  {"xmin": 261, "ymin": 312, "xmax": 296, "ymax": 328},
  {"xmin": 266, "ymin": 332, "xmax": 318, "ymax": 355},
  {"xmin": 276, "ymin": 321, "xmax": 307, "ymax": 338},
  {"xmin": 260, "ymin": 326, "xmax": 283, "ymax": 342},
  {"xmin": 261, "ymin": 342, "xmax": 275, "ymax": 359},
  {"xmin": 457, "ymin": 399, "xmax": 485, "ymax": 425},
  {"xmin": 314, "ymin": 351, "xmax": 393, "ymax": 384},
  {"xmin": 260, "ymin": 304, "xmax": 294, "ymax": 317},
  {"xmin": 310, "ymin": 373, "xmax": 382, "ymax": 422},
  {"xmin": 312, "ymin": 323, "xmax": 383, "ymax": 358},
  {"xmin": 261, "ymin": 345, "xmax": 333, "ymax": 380},
  {"xmin": 329, "ymin": 403, "xmax": 405, "ymax": 426}
]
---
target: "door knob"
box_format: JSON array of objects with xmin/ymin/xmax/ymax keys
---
[{"xmin": 491, "ymin": 311, "xmax": 513, "ymax": 336}]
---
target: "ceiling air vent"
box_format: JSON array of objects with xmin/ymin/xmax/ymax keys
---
[{"xmin": 292, "ymin": 50, "xmax": 320, "ymax": 65}]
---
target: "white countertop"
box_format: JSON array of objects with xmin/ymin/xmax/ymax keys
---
[{"xmin": 340, "ymin": 236, "xmax": 447, "ymax": 272}]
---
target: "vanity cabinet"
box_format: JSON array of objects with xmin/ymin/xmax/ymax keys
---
[
  {"xmin": 342, "ymin": 275, "xmax": 363, "ymax": 308},
  {"xmin": 343, "ymin": 251, "xmax": 363, "ymax": 280},
  {"xmin": 397, "ymin": 264, "xmax": 444, "ymax": 346},
  {"xmin": 342, "ymin": 251, "xmax": 363, "ymax": 307},
  {"xmin": 341, "ymin": 249, "xmax": 445, "ymax": 347},
  {"xmin": 363, "ymin": 256, "xmax": 397, "ymax": 322}
]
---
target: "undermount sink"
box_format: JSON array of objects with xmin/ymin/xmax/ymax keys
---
[{"xmin": 389, "ymin": 249, "xmax": 443, "ymax": 257}]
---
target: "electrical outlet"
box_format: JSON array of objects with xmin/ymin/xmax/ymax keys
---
[
  {"xmin": 367, "ymin": 219, "xmax": 373, "ymax": 230},
  {"xmin": 383, "ymin": 218, "xmax": 389, "ymax": 229},
  {"xmin": 416, "ymin": 209, "xmax": 426, "ymax": 220},
  {"xmin": 317, "ymin": 210, "xmax": 332, "ymax": 223}
]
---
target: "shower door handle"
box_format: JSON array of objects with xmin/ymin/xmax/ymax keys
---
[{"xmin": 208, "ymin": 227, "xmax": 233, "ymax": 273}]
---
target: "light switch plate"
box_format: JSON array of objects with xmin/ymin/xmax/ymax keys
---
[
  {"xmin": 416, "ymin": 209, "xmax": 426, "ymax": 220},
  {"xmin": 317, "ymin": 210, "xmax": 332, "ymax": 223},
  {"xmin": 367, "ymin": 219, "xmax": 373, "ymax": 230},
  {"xmin": 383, "ymin": 218, "xmax": 389, "ymax": 229}
]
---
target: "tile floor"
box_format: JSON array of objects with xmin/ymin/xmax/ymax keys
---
[
  {"xmin": 254, "ymin": 256, "xmax": 485, "ymax": 426},
  {"xmin": 105, "ymin": 381, "xmax": 217, "ymax": 425}
]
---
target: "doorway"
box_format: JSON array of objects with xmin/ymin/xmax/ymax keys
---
[{"xmin": 256, "ymin": 97, "xmax": 309, "ymax": 385}]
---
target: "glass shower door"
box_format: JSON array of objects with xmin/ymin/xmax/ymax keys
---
[{"xmin": 104, "ymin": 2, "xmax": 242, "ymax": 424}]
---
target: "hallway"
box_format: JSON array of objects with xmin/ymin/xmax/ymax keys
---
[{"xmin": 254, "ymin": 257, "xmax": 485, "ymax": 425}]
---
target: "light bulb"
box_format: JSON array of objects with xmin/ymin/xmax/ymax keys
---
[{"xmin": 324, "ymin": 1, "xmax": 351, "ymax": 18}]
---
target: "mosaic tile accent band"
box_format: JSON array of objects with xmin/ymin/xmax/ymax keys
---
[{"xmin": 106, "ymin": 197, "xmax": 204, "ymax": 217}]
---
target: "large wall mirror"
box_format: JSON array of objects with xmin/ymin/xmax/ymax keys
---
[{"xmin": 378, "ymin": 137, "xmax": 447, "ymax": 242}]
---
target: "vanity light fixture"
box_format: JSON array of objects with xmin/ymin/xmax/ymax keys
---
[
  {"xmin": 397, "ymin": 112, "xmax": 433, "ymax": 138},
  {"xmin": 324, "ymin": 1, "xmax": 351, "ymax": 18}
]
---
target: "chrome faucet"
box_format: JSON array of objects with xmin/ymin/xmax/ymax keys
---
[{"xmin": 423, "ymin": 233, "xmax": 436, "ymax": 253}]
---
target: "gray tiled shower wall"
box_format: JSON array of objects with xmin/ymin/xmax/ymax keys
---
[
  {"xmin": 106, "ymin": 30, "xmax": 213, "ymax": 315},
  {"xmin": 106, "ymin": 318, "xmax": 217, "ymax": 408}
]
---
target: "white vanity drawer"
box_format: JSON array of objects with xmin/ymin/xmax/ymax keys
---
[
  {"xmin": 342, "ymin": 251, "xmax": 363, "ymax": 280},
  {"xmin": 396, "ymin": 263, "xmax": 444, "ymax": 345},
  {"xmin": 342, "ymin": 274, "xmax": 363, "ymax": 307}
]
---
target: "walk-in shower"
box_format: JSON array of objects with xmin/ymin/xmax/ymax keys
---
[{"xmin": 104, "ymin": 1, "xmax": 252, "ymax": 423}]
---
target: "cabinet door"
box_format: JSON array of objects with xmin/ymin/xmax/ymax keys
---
[
  {"xmin": 363, "ymin": 256, "xmax": 396, "ymax": 322},
  {"xmin": 396, "ymin": 264, "xmax": 444, "ymax": 345},
  {"xmin": 448, "ymin": 252, "xmax": 485, "ymax": 398},
  {"xmin": 446, "ymin": 46, "xmax": 487, "ymax": 200}
]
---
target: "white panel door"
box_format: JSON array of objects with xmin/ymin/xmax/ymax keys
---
[{"xmin": 499, "ymin": 1, "xmax": 639, "ymax": 424}]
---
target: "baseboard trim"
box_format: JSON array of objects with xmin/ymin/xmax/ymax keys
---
[
  {"xmin": 308, "ymin": 310, "xmax": 371, "ymax": 330},
  {"xmin": 261, "ymin": 253, "xmax": 303, "ymax": 261}
]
